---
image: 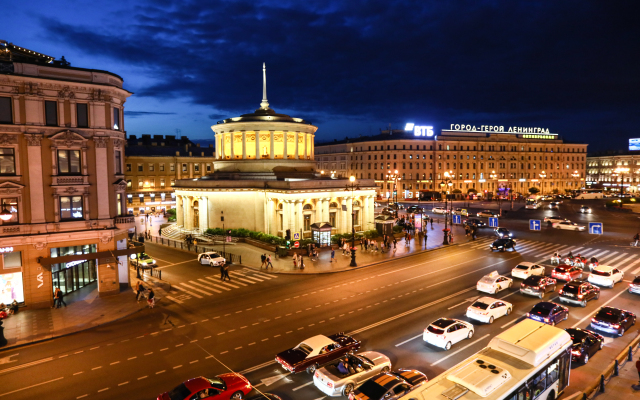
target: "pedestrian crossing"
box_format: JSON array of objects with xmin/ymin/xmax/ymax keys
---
[
  {"xmin": 166, "ymin": 268, "xmax": 278, "ymax": 304},
  {"xmin": 468, "ymin": 237, "xmax": 640, "ymax": 275}
]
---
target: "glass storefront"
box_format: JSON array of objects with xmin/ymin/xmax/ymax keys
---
[{"xmin": 51, "ymin": 244, "xmax": 97, "ymax": 295}]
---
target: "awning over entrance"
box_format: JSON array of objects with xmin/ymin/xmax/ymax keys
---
[{"xmin": 37, "ymin": 245, "xmax": 146, "ymax": 270}]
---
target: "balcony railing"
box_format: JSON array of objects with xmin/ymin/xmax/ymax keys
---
[{"xmin": 115, "ymin": 215, "xmax": 136, "ymax": 229}]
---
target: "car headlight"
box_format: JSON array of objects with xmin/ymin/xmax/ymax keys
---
[{"xmin": 152, "ymin": 259, "xmax": 156, "ymax": 264}]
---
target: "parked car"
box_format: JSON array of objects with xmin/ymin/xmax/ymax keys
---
[
  {"xmin": 511, "ymin": 262, "xmax": 545, "ymax": 280},
  {"xmin": 489, "ymin": 238, "xmax": 516, "ymax": 252},
  {"xmin": 313, "ymin": 351, "xmax": 391, "ymax": 397},
  {"xmin": 406, "ymin": 205, "xmax": 424, "ymax": 214},
  {"xmin": 157, "ymin": 374, "xmax": 252, "ymax": 400},
  {"xmin": 197, "ymin": 251, "xmax": 226, "ymax": 267},
  {"xmin": 476, "ymin": 271, "xmax": 513, "ymax": 294},
  {"xmin": 629, "ymin": 276, "xmax": 640, "ymax": 294},
  {"xmin": 275, "ymin": 333, "xmax": 362, "ymax": 374},
  {"xmin": 463, "ymin": 218, "xmax": 486, "ymax": 227},
  {"xmin": 551, "ymin": 264, "xmax": 583, "ymax": 282},
  {"xmin": 579, "ymin": 205, "xmax": 592, "ymax": 214},
  {"xmin": 494, "ymin": 227, "xmax": 512, "ymax": 238},
  {"xmin": 590, "ymin": 306, "xmax": 637, "ymax": 336},
  {"xmin": 348, "ymin": 369, "xmax": 428, "ymax": 400},
  {"xmin": 558, "ymin": 280, "xmax": 600, "ymax": 307},
  {"xmin": 552, "ymin": 221, "xmax": 586, "ymax": 231},
  {"xmin": 466, "ymin": 297, "xmax": 512, "ymax": 324},
  {"xmin": 520, "ymin": 276, "xmax": 557, "ymax": 298},
  {"xmin": 423, "ymin": 318, "xmax": 474, "ymax": 350},
  {"xmin": 432, "ymin": 207, "xmax": 448, "ymax": 214},
  {"xmin": 565, "ymin": 328, "xmax": 604, "ymax": 365},
  {"xmin": 588, "ymin": 266, "xmax": 624, "ymax": 288},
  {"xmin": 477, "ymin": 210, "xmax": 498, "ymax": 218},
  {"xmin": 526, "ymin": 301, "xmax": 569, "ymax": 326}
]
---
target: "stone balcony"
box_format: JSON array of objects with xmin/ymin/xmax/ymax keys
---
[{"xmin": 114, "ymin": 215, "xmax": 136, "ymax": 230}]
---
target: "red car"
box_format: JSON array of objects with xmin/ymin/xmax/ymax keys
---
[
  {"xmin": 158, "ymin": 374, "xmax": 252, "ymax": 400},
  {"xmin": 552, "ymin": 264, "xmax": 583, "ymax": 281}
]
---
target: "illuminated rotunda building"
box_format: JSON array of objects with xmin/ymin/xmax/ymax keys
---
[{"xmin": 173, "ymin": 65, "xmax": 377, "ymax": 239}]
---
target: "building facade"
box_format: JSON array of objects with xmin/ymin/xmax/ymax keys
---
[
  {"xmin": 124, "ymin": 134, "xmax": 215, "ymax": 215},
  {"xmin": 0, "ymin": 40, "xmax": 137, "ymax": 308},
  {"xmin": 586, "ymin": 150, "xmax": 640, "ymax": 193},
  {"xmin": 316, "ymin": 126, "xmax": 588, "ymax": 199}
]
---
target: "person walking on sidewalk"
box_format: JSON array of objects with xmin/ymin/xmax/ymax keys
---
[
  {"xmin": 52, "ymin": 288, "xmax": 59, "ymax": 308},
  {"xmin": 359, "ymin": 238, "xmax": 364, "ymax": 250},
  {"xmin": 635, "ymin": 356, "xmax": 640, "ymax": 386},
  {"xmin": 393, "ymin": 238, "xmax": 397, "ymax": 254},
  {"xmin": 330, "ymin": 248, "xmax": 335, "ymax": 263},
  {"xmin": 135, "ymin": 281, "xmax": 144, "ymax": 302},
  {"xmin": 55, "ymin": 288, "xmax": 67, "ymax": 308},
  {"xmin": 260, "ymin": 254, "xmax": 266, "ymax": 268},
  {"xmin": 266, "ymin": 254, "xmax": 274, "ymax": 269},
  {"xmin": 292, "ymin": 253, "xmax": 298, "ymax": 268},
  {"xmin": 147, "ymin": 288, "xmax": 155, "ymax": 308}
]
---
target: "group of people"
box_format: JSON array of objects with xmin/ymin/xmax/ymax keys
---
[
  {"xmin": 185, "ymin": 234, "xmax": 197, "ymax": 249},
  {"xmin": 134, "ymin": 281, "xmax": 156, "ymax": 308},
  {"xmin": 219, "ymin": 263, "xmax": 231, "ymax": 281},
  {"xmin": 464, "ymin": 223, "xmax": 478, "ymax": 240},
  {"xmin": 260, "ymin": 254, "xmax": 274, "ymax": 269},
  {"xmin": 52, "ymin": 287, "xmax": 67, "ymax": 308},
  {"xmin": 292, "ymin": 253, "xmax": 305, "ymax": 269},
  {"xmin": 0, "ymin": 300, "xmax": 19, "ymax": 319}
]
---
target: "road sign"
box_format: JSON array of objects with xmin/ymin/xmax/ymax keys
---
[
  {"xmin": 589, "ymin": 222, "xmax": 603, "ymax": 235},
  {"xmin": 294, "ymin": 241, "xmax": 300, "ymax": 248},
  {"xmin": 488, "ymin": 217, "xmax": 499, "ymax": 228},
  {"xmin": 452, "ymin": 214, "xmax": 461, "ymax": 224},
  {"xmin": 293, "ymin": 232, "xmax": 300, "ymax": 240},
  {"xmin": 529, "ymin": 219, "xmax": 541, "ymax": 231}
]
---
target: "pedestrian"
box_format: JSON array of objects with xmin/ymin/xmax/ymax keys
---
[
  {"xmin": 343, "ymin": 242, "xmax": 350, "ymax": 255},
  {"xmin": 330, "ymin": 248, "xmax": 335, "ymax": 263},
  {"xmin": 260, "ymin": 254, "xmax": 266, "ymax": 268},
  {"xmin": 292, "ymin": 253, "xmax": 298, "ymax": 268},
  {"xmin": 274, "ymin": 246, "xmax": 279, "ymax": 260},
  {"xmin": 158, "ymin": 227, "xmax": 162, "ymax": 237},
  {"xmin": 299, "ymin": 255, "xmax": 304, "ymax": 269},
  {"xmin": 52, "ymin": 288, "xmax": 59, "ymax": 308},
  {"xmin": 56, "ymin": 287, "xmax": 67, "ymax": 308},
  {"xmin": 134, "ymin": 281, "xmax": 143, "ymax": 302},
  {"xmin": 635, "ymin": 356, "xmax": 640, "ymax": 386},
  {"xmin": 364, "ymin": 238, "xmax": 368, "ymax": 251},
  {"xmin": 223, "ymin": 264, "xmax": 231, "ymax": 281},
  {"xmin": 147, "ymin": 288, "xmax": 155, "ymax": 308},
  {"xmin": 220, "ymin": 263, "xmax": 225, "ymax": 280},
  {"xmin": 360, "ymin": 238, "xmax": 364, "ymax": 250},
  {"xmin": 430, "ymin": 218, "xmax": 434, "ymax": 229},
  {"xmin": 266, "ymin": 254, "xmax": 274, "ymax": 269},
  {"xmin": 393, "ymin": 239, "xmax": 397, "ymax": 254}
]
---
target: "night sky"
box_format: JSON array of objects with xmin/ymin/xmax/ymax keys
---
[{"xmin": 5, "ymin": 1, "xmax": 640, "ymax": 151}]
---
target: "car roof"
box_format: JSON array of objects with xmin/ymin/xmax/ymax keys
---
[
  {"xmin": 516, "ymin": 262, "xmax": 535, "ymax": 267},
  {"xmin": 184, "ymin": 377, "xmax": 211, "ymax": 392},
  {"xmin": 431, "ymin": 318, "xmax": 458, "ymax": 328},
  {"xmin": 564, "ymin": 280, "xmax": 586, "ymax": 287},
  {"xmin": 593, "ymin": 265, "xmax": 615, "ymax": 272},
  {"xmin": 367, "ymin": 372, "xmax": 403, "ymax": 391},
  {"xmin": 300, "ymin": 335, "xmax": 334, "ymax": 349},
  {"xmin": 533, "ymin": 301, "xmax": 558, "ymax": 310},
  {"xmin": 392, "ymin": 369, "xmax": 427, "ymax": 386},
  {"xmin": 476, "ymin": 296, "xmax": 499, "ymax": 304}
]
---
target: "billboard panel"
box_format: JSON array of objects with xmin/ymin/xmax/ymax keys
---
[{"xmin": 630, "ymin": 138, "xmax": 640, "ymax": 151}]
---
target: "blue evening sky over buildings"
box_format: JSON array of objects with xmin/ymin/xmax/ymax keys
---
[{"xmin": 3, "ymin": 1, "xmax": 639, "ymax": 151}]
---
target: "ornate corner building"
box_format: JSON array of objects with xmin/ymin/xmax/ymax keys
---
[{"xmin": 0, "ymin": 40, "xmax": 138, "ymax": 308}]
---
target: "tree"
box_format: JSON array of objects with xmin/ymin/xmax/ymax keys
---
[
  {"xmin": 528, "ymin": 187, "xmax": 540, "ymax": 194},
  {"xmin": 467, "ymin": 188, "xmax": 478, "ymax": 194},
  {"xmin": 452, "ymin": 189, "xmax": 462, "ymax": 193}
]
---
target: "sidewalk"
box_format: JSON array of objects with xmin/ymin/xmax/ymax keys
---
[
  {"xmin": 592, "ymin": 352, "xmax": 640, "ymax": 399},
  {"xmin": 0, "ymin": 269, "xmax": 168, "ymax": 350}
]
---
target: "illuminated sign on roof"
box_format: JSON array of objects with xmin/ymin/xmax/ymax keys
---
[
  {"xmin": 448, "ymin": 124, "xmax": 556, "ymax": 135},
  {"xmin": 405, "ymin": 123, "xmax": 434, "ymax": 137}
]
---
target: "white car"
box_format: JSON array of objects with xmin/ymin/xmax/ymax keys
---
[
  {"xmin": 588, "ymin": 266, "xmax": 624, "ymax": 288},
  {"xmin": 423, "ymin": 318, "xmax": 474, "ymax": 351},
  {"xmin": 197, "ymin": 251, "xmax": 226, "ymax": 266},
  {"xmin": 512, "ymin": 262, "xmax": 545, "ymax": 280},
  {"xmin": 313, "ymin": 351, "xmax": 391, "ymax": 397},
  {"xmin": 544, "ymin": 215, "xmax": 566, "ymax": 224},
  {"xmin": 476, "ymin": 271, "xmax": 513, "ymax": 294},
  {"xmin": 466, "ymin": 297, "xmax": 513, "ymax": 324},
  {"xmin": 525, "ymin": 202, "xmax": 541, "ymax": 209},
  {"xmin": 477, "ymin": 210, "xmax": 497, "ymax": 218},
  {"xmin": 552, "ymin": 221, "xmax": 586, "ymax": 231},
  {"xmin": 432, "ymin": 207, "xmax": 448, "ymax": 214},
  {"xmin": 579, "ymin": 205, "xmax": 592, "ymax": 214}
]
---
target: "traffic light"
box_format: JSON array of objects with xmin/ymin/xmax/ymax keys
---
[{"xmin": 285, "ymin": 229, "xmax": 291, "ymax": 240}]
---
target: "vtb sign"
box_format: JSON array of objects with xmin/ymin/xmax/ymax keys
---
[{"xmin": 405, "ymin": 123, "xmax": 434, "ymax": 137}]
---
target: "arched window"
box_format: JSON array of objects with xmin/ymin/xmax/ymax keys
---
[
  {"xmin": 330, "ymin": 202, "xmax": 338, "ymax": 208},
  {"xmin": 353, "ymin": 200, "xmax": 360, "ymax": 207},
  {"xmin": 303, "ymin": 204, "xmax": 313, "ymax": 210}
]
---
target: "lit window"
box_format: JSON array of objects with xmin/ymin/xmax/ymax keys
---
[{"xmin": 59, "ymin": 196, "xmax": 83, "ymax": 220}]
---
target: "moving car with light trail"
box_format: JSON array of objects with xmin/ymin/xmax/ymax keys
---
[
  {"xmin": 313, "ymin": 351, "xmax": 391, "ymax": 397},
  {"xmin": 476, "ymin": 271, "xmax": 512, "ymax": 294},
  {"xmin": 130, "ymin": 252, "xmax": 156, "ymax": 268},
  {"xmin": 157, "ymin": 374, "xmax": 252, "ymax": 400},
  {"xmin": 629, "ymin": 276, "xmax": 640, "ymax": 294},
  {"xmin": 432, "ymin": 207, "xmax": 448, "ymax": 214},
  {"xmin": 489, "ymin": 238, "xmax": 516, "ymax": 252},
  {"xmin": 276, "ymin": 333, "xmax": 361, "ymax": 374},
  {"xmin": 477, "ymin": 210, "xmax": 498, "ymax": 218},
  {"xmin": 423, "ymin": 318, "xmax": 474, "ymax": 350},
  {"xmin": 590, "ymin": 306, "xmax": 636, "ymax": 336},
  {"xmin": 588, "ymin": 266, "xmax": 624, "ymax": 288},
  {"xmin": 520, "ymin": 276, "xmax": 557, "ymax": 299},
  {"xmin": 494, "ymin": 227, "xmax": 512, "ymax": 238},
  {"xmin": 579, "ymin": 205, "xmax": 592, "ymax": 214},
  {"xmin": 348, "ymin": 369, "xmax": 428, "ymax": 400},
  {"xmin": 466, "ymin": 297, "xmax": 512, "ymax": 324},
  {"xmin": 552, "ymin": 221, "xmax": 586, "ymax": 231},
  {"xmin": 551, "ymin": 264, "xmax": 583, "ymax": 281}
]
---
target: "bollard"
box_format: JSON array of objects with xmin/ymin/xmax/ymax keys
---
[
  {"xmin": 614, "ymin": 359, "xmax": 619, "ymax": 376},
  {"xmin": 582, "ymin": 394, "xmax": 587, "ymax": 400},
  {"xmin": 0, "ymin": 320, "xmax": 7, "ymax": 347},
  {"xmin": 599, "ymin": 374, "xmax": 605, "ymax": 392},
  {"xmin": 629, "ymin": 346, "xmax": 634, "ymax": 362}
]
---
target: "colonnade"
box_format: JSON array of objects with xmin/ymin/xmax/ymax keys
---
[{"xmin": 215, "ymin": 131, "xmax": 315, "ymax": 161}]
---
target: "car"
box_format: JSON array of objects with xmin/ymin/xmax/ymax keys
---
[
  {"xmin": 313, "ymin": 351, "xmax": 391, "ymax": 397},
  {"xmin": 558, "ymin": 280, "xmax": 600, "ymax": 307},
  {"xmin": 432, "ymin": 207, "xmax": 448, "ymax": 214},
  {"xmin": 198, "ymin": 251, "xmax": 226, "ymax": 267},
  {"xmin": 552, "ymin": 221, "xmax": 586, "ymax": 231},
  {"xmin": 463, "ymin": 218, "xmax": 486, "ymax": 227},
  {"xmin": 131, "ymin": 252, "xmax": 156, "ymax": 268},
  {"xmin": 381, "ymin": 207, "xmax": 394, "ymax": 216},
  {"xmin": 579, "ymin": 205, "xmax": 592, "ymax": 214},
  {"xmin": 494, "ymin": 227, "xmax": 512, "ymax": 238},
  {"xmin": 465, "ymin": 297, "xmax": 512, "ymax": 324},
  {"xmin": 544, "ymin": 215, "xmax": 567, "ymax": 225},
  {"xmin": 245, "ymin": 395, "xmax": 282, "ymax": 400},
  {"xmin": 476, "ymin": 271, "xmax": 513, "ymax": 294},
  {"xmin": 347, "ymin": 369, "xmax": 428, "ymax": 400},
  {"xmin": 588, "ymin": 266, "xmax": 624, "ymax": 288},
  {"xmin": 406, "ymin": 205, "xmax": 424, "ymax": 214},
  {"xmin": 549, "ymin": 203, "xmax": 559, "ymax": 210},
  {"xmin": 388, "ymin": 203, "xmax": 404, "ymax": 210},
  {"xmin": 477, "ymin": 210, "xmax": 498, "ymax": 218},
  {"xmin": 551, "ymin": 264, "xmax": 584, "ymax": 282},
  {"xmin": 511, "ymin": 262, "xmax": 545, "ymax": 280},
  {"xmin": 489, "ymin": 238, "xmax": 516, "ymax": 251},
  {"xmin": 157, "ymin": 375, "xmax": 253, "ymax": 400},
  {"xmin": 526, "ymin": 301, "xmax": 569, "ymax": 326},
  {"xmin": 629, "ymin": 276, "xmax": 640, "ymax": 294},
  {"xmin": 275, "ymin": 333, "xmax": 362, "ymax": 374},
  {"xmin": 452, "ymin": 208, "xmax": 468, "ymax": 216},
  {"xmin": 565, "ymin": 328, "xmax": 604, "ymax": 365},
  {"xmin": 525, "ymin": 202, "xmax": 541, "ymax": 209},
  {"xmin": 423, "ymin": 318, "xmax": 474, "ymax": 350},
  {"xmin": 590, "ymin": 306, "xmax": 637, "ymax": 336},
  {"xmin": 520, "ymin": 276, "xmax": 557, "ymax": 298}
]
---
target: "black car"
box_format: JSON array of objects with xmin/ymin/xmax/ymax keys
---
[
  {"xmin": 590, "ymin": 307, "xmax": 637, "ymax": 336},
  {"xmin": 348, "ymin": 369, "xmax": 428, "ymax": 400},
  {"xmin": 565, "ymin": 328, "xmax": 604, "ymax": 365},
  {"xmin": 490, "ymin": 238, "xmax": 516, "ymax": 251},
  {"xmin": 558, "ymin": 280, "xmax": 600, "ymax": 307},
  {"xmin": 464, "ymin": 218, "xmax": 486, "ymax": 228},
  {"xmin": 406, "ymin": 205, "xmax": 424, "ymax": 214},
  {"xmin": 494, "ymin": 227, "xmax": 512, "ymax": 238},
  {"xmin": 520, "ymin": 276, "xmax": 557, "ymax": 298},
  {"xmin": 526, "ymin": 301, "xmax": 569, "ymax": 326}
]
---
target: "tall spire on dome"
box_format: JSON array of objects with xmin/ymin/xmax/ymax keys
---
[{"xmin": 260, "ymin": 62, "xmax": 270, "ymax": 110}]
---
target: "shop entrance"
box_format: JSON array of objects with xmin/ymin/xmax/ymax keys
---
[{"xmin": 51, "ymin": 244, "xmax": 98, "ymax": 295}]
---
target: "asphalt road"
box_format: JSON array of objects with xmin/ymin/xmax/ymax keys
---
[{"xmin": 1, "ymin": 200, "xmax": 640, "ymax": 400}]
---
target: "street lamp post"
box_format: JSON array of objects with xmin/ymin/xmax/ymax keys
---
[
  {"xmin": 614, "ymin": 167, "xmax": 630, "ymax": 198},
  {"xmin": 539, "ymin": 171, "xmax": 547, "ymax": 195},
  {"xmin": 386, "ymin": 170, "xmax": 400, "ymax": 219},
  {"xmin": 571, "ymin": 170, "xmax": 580, "ymax": 195},
  {"xmin": 345, "ymin": 176, "xmax": 360, "ymax": 267},
  {"xmin": 440, "ymin": 171, "xmax": 453, "ymax": 245},
  {"xmin": 489, "ymin": 170, "xmax": 500, "ymax": 215}
]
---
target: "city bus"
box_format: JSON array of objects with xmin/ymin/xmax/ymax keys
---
[
  {"xmin": 418, "ymin": 191, "xmax": 442, "ymax": 201},
  {"xmin": 525, "ymin": 196, "xmax": 542, "ymax": 209},
  {"xmin": 574, "ymin": 189, "xmax": 604, "ymax": 199},
  {"xmin": 400, "ymin": 319, "xmax": 572, "ymax": 400}
]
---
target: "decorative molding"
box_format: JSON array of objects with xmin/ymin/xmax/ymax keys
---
[
  {"xmin": 0, "ymin": 134, "xmax": 18, "ymax": 146},
  {"xmin": 25, "ymin": 133, "xmax": 43, "ymax": 146},
  {"xmin": 100, "ymin": 234, "xmax": 112, "ymax": 244},
  {"xmin": 50, "ymin": 130, "xmax": 87, "ymax": 148},
  {"xmin": 0, "ymin": 181, "xmax": 24, "ymax": 195},
  {"xmin": 94, "ymin": 136, "xmax": 108, "ymax": 148},
  {"xmin": 112, "ymin": 138, "xmax": 123, "ymax": 148},
  {"xmin": 246, "ymin": 134, "xmax": 256, "ymax": 141},
  {"xmin": 234, "ymin": 135, "xmax": 243, "ymax": 143},
  {"xmin": 58, "ymin": 86, "xmax": 75, "ymax": 99},
  {"xmin": 64, "ymin": 187, "xmax": 78, "ymax": 194},
  {"xmin": 260, "ymin": 134, "xmax": 269, "ymax": 141},
  {"xmin": 33, "ymin": 241, "xmax": 47, "ymax": 251}
]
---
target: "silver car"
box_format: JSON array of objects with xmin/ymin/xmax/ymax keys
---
[
  {"xmin": 197, "ymin": 251, "xmax": 226, "ymax": 266},
  {"xmin": 313, "ymin": 351, "xmax": 391, "ymax": 397}
]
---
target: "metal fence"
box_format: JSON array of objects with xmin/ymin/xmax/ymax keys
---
[{"xmin": 150, "ymin": 236, "xmax": 241, "ymax": 264}]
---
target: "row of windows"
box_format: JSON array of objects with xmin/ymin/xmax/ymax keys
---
[
  {"xmin": 0, "ymin": 147, "xmax": 122, "ymax": 176},
  {"xmin": 126, "ymin": 178, "xmax": 175, "ymax": 188},
  {"xmin": 354, "ymin": 162, "xmax": 584, "ymax": 171},
  {"xmin": 126, "ymin": 163, "xmax": 212, "ymax": 173},
  {"xmin": 367, "ymin": 171, "xmax": 582, "ymax": 180},
  {"xmin": 355, "ymin": 153, "xmax": 585, "ymax": 162},
  {"xmin": 0, "ymin": 96, "xmax": 122, "ymax": 131},
  {"xmin": 353, "ymin": 143, "xmax": 586, "ymax": 153}
]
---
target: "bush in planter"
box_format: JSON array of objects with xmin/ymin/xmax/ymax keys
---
[{"xmin": 392, "ymin": 225, "xmax": 403, "ymax": 233}]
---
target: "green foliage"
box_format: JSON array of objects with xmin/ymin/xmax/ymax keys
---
[
  {"xmin": 204, "ymin": 227, "xmax": 287, "ymax": 245},
  {"xmin": 393, "ymin": 225, "xmax": 403, "ymax": 233},
  {"xmin": 528, "ymin": 187, "xmax": 540, "ymax": 194},
  {"xmin": 166, "ymin": 208, "xmax": 177, "ymax": 216},
  {"xmin": 467, "ymin": 188, "xmax": 478, "ymax": 194},
  {"xmin": 452, "ymin": 189, "xmax": 462, "ymax": 194}
]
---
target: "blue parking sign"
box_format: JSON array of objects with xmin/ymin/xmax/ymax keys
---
[
  {"xmin": 588, "ymin": 222, "xmax": 603, "ymax": 235},
  {"xmin": 488, "ymin": 217, "xmax": 499, "ymax": 228},
  {"xmin": 452, "ymin": 214, "xmax": 461, "ymax": 224},
  {"xmin": 529, "ymin": 219, "xmax": 541, "ymax": 231}
]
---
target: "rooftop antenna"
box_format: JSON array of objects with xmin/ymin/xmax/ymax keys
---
[
  {"xmin": 260, "ymin": 62, "xmax": 270, "ymax": 110},
  {"xmin": 175, "ymin": 128, "xmax": 182, "ymax": 139}
]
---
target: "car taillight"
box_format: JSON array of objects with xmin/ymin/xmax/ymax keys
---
[
  {"xmin": 521, "ymin": 283, "xmax": 525, "ymax": 287},
  {"xmin": 591, "ymin": 318, "xmax": 597, "ymax": 323},
  {"xmin": 315, "ymin": 371, "xmax": 320, "ymax": 378},
  {"xmin": 571, "ymin": 350, "xmax": 581, "ymax": 356},
  {"xmin": 327, "ymin": 382, "xmax": 333, "ymax": 388}
]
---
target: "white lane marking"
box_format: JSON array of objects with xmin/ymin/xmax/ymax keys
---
[
  {"xmin": 188, "ymin": 280, "xmax": 222, "ymax": 293},
  {"xmin": 601, "ymin": 253, "xmax": 626, "ymax": 266},
  {"xmin": 631, "ymin": 261, "xmax": 640, "ymax": 274},
  {"xmin": 232, "ymin": 272, "xmax": 264, "ymax": 282},
  {"xmin": 202, "ymin": 277, "xmax": 233, "ymax": 290},
  {"xmin": 448, "ymin": 300, "xmax": 469, "ymax": 310},
  {"xmin": 501, "ymin": 317, "xmax": 521, "ymax": 329},
  {"xmin": 0, "ymin": 357, "xmax": 53, "ymax": 375},
  {"xmin": 0, "ymin": 377, "xmax": 64, "ymax": 397},
  {"xmin": 376, "ymin": 247, "xmax": 480, "ymax": 277},
  {"xmin": 213, "ymin": 275, "xmax": 249, "ymax": 286},
  {"xmin": 572, "ymin": 286, "xmax": 630, "ymax": 328},
  {"xmin": 615, "ymin": 255, "xmax": 638, "ymax": 270},
  {"xmin": 172, "ymin": 285, "xmax": 204, "ymax": 299},
  {"xmin": 292, "ymin": 381, "xmax": 314, "ymax": 391},
  {"xmin": 155, "ymin": 259, "xmax": 197, "ymax": 270},
  {"xmin": 249, "ymin": 271, "xmax": 277, "ymax": 279},
  {"xmin": 165, "ymin": 295, "xmax": 183, "ymax": 304},
  {"xmin": 599, "ymin": 251, "xmax": 619, "ymax": 263},
  {"xmin": 178, "ymin": 282, "xmax": 215, "ymax": 296},
  {"xmin": 431, "ymin": 334, "xmax": 491, "ymax": 366},
  {"xmin": 499, "ymin": 290, "xmax": 518, "ymax": 299},
  {"xmin": 519, "ymin": 242, "xmax": 554, "ymax": 254},
  {"xmin": 395, "ymin": 333, "xmax": 423, "ymax": 347},
  {"xmin": 217, "ymin": 279, "xmax": 242, "ymax": 289},
  {"xmin": 399, "ymin": 257, "xmax": 489, "ymax": 284}
]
